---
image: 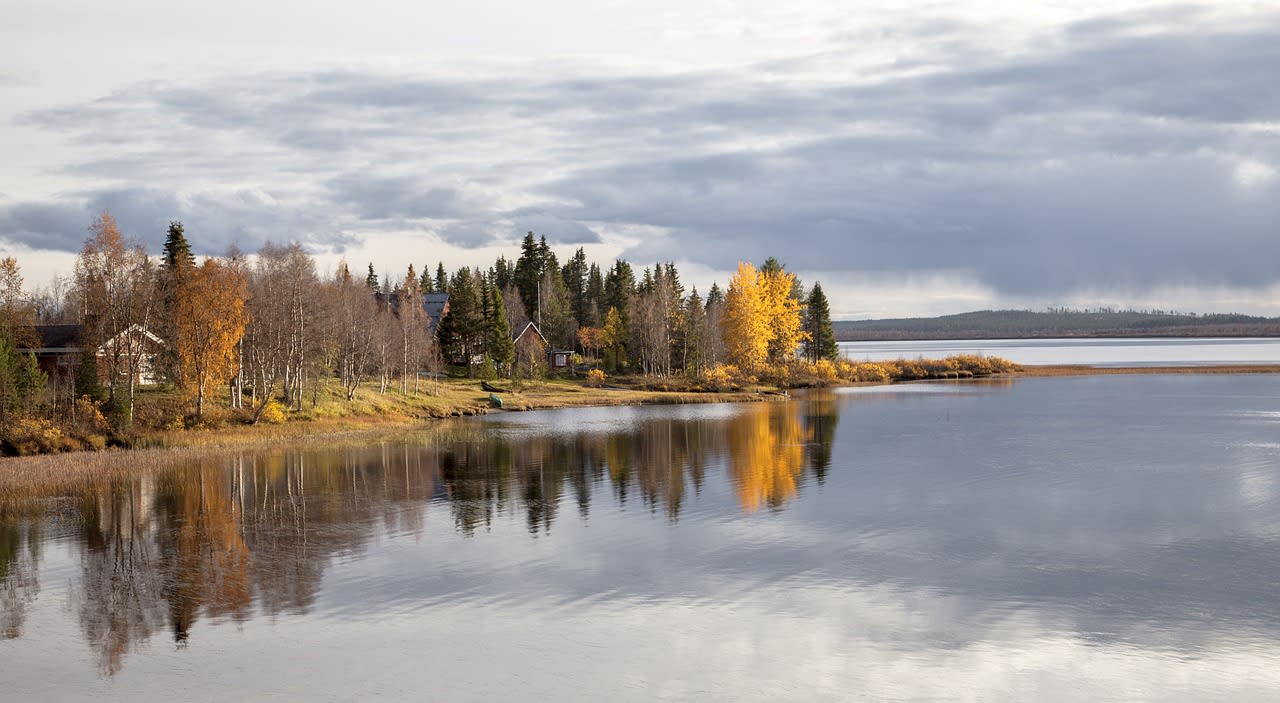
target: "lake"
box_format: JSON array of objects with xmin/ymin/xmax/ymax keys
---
[
  {"xmin": 839, "ymin": 337, "xmax": 1280, "ymax": 366},
  {"xmin": 3, "ymin": 373, "xmax": 1280, "ymax": 700}
]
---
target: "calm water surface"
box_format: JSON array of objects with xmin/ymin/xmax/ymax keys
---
[
  {"xmin": 3, "ymin": 374, "xmax": 1280, "ymax": 701},
  {"xmin": 839, "ymin": 337, "xmax": 1280, "ymax": 366}
]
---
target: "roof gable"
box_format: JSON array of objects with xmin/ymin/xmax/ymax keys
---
[{"xmin": 513, "ymin": 321, "xmax": 548, "ymax": 346}]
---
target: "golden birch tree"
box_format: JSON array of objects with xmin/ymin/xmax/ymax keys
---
[
  {"xmin": 759, "ymin": 263, "xmax": 807, "ymax": 366},
  {"xmin": 176, "ymin": 259, "xmax": 248, "ymax": 419},
  {"xmin": 721, "ymin": 261, "xmax": 770, "ymax": 373}
]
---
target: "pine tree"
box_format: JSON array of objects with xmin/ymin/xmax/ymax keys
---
[
  {"xmin": 706, "ymin": 282, "xmax": 724, "ymax": 308},
  {"xmin": 604, "ymin": 260, "xmax": 634, "ymax": 324},
  {"xmin": 487, "ymin": 281, "xmax": 515, "ymax": 375},
  {"xmin": 803, "ymin": 282, "xmax": 839, "ymax": 362},
  {"xmin": 434, "ymin": 262, "xmax": 448, "ymax": 294},
  {"xmin": 539, "ymin": 268, "xmax": 573, "ymax": 350},
  {"xmin": 564, "ymin": 247, "xmax": 588, "ymax": 326},
  {"xmin": 493, "ymin": 256, "xmax": 513, "ymax": 291},
  {"xmin": 437, "ymin": 267, "xmax": 484, "ymax": 376},
  {"xmin": 538, "ymin": 235, "xmax": 558, "ymax": 274},
  {"xmin": 365, "ymin": 263, "xmax": 380, "ymax": 292},
  {"xmin": 682, "ymin": 287, "xmax": 706, "ymax": 374},
  {"xmin": 585, "ymin": 263, "xmax": 605, "ymax": 328},
  {"xmin": 162, "ymin": 221, "xmax": 195, "ymax": 270},
  {"xmin": 513, "ymin": 232, "xmax": 542, "ymax": 320}
]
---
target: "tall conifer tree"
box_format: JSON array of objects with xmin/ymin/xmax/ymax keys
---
[{"xmin": 803, "ymin": 283, "xmax": 839, "ymax": 362}]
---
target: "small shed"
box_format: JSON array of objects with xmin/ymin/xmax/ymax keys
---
[{"xmin": 548, "ymin": 349, "xmax": 572, "ymax": 371}]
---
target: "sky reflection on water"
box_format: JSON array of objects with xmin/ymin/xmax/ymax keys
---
[{"xmin": 2, "ymin": 375, "xmax": 1280, "ymax": 700}]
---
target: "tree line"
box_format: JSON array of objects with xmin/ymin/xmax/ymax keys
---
[{"xmin": 0, "ymin": 213, "xmax": 839, "ymax": 447}]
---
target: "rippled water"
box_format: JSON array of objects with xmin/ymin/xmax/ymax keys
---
[
  {"xmin": 839, "ymin": 337, "xmax": 1280, "ymax": 366},
  {"xmin": 3, "ymin": 374, "xmax": 1280, "ymax": 701}
]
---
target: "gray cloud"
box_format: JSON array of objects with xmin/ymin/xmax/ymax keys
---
[
  {"xmin": 508, "ymin": 212, "xmax": 601, "ymax": 245},
  {"xmin": 0, "ymin": 187, "xmax": 350, "ymax": 256},
  {"xmin": 435, "ymin": 221, "xmax": 500, "ymax": 248},
  {"xmin": 4, "ymin": 5, "xmax": 1279, "ymax": 299}
]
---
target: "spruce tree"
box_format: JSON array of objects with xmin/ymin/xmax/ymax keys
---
[
  {"xmin": 706, "ymin": 282, "xmax": 724, "ymax": 308},
  {"xmin": 162, "ymin": 220, "xmax": 195, "ymax": 270},
  {"xmin": 488, "ymin": 282, "xmax": 515, "ymax": 375},
  {"xmin": 434, "ymin": 262, "xmax": 448, "ymax": 294},
  {"xmin": 513, "ymin": 232, "xmax": 542, "ymax": 319},
  {"xmin": 365, "ymin": 263, "xmax": 380, "ymax": 292},
  {"xmin": 803, "ymin": 282, "xmax": 839, "ymax": 362},
  {"xmin": 564, "ymin": 247, "xmax": 588, "ymax": 326},
  {"xmin": 585, "ymin": 263, "xmax": 605, "ymax": 327},
  {"xmin": 604, "ymin": 259, "xmax": 634, "ymax": 324},
  {"xmin": 437, "ymin": 267, "xmax": 484, "ymax": 376}
]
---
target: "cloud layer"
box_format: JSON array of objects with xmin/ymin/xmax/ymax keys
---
[{"xmin": 2, "ymin": 4, "xmax": 1278, "ymax": 302}]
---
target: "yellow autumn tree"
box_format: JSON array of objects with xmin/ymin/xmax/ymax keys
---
[
  {"xmin": 759, "ymin": 261, "xmax": 807, "ymax": 367},
  {"xmin": 721, "ymin": 262, "xmax": 771, "ymax": 373},
  {"xmin": 721, "ymin": 260, "xmax": 808, "ymax": 375},
  {"xmin": 176, "ymin": 259, "xmax": 248, "ymax": 419}
]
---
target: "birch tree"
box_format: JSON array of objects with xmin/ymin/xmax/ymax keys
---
[
  {"xmin": 175, "ymin": 259, "xmax": 248, "ymax": 419},
  {"xmin": 74, "ymin": 212, "xmax": 158, "ymax": 427}
]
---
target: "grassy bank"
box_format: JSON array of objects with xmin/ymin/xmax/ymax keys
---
[{"xmin": 0, "ymin": 377, "xmax": 770, "ymax": 457}]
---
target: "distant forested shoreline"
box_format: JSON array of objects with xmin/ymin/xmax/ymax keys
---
[{"xmin": 834, "ymin": 310, "xmax": 1280, "ymax": 341}]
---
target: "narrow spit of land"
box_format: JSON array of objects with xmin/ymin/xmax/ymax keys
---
[{"xmin": 1018, "ymin": 364, "xmax": 1280, "ymax": 376}]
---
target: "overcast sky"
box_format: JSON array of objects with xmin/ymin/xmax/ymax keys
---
[{"xmin": 1, "ymin": 1, "xmax": 1277, "ymax": 318}]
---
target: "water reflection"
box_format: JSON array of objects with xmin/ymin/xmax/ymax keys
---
[
  {"xmin": 5, "ymin": 375, "xmax": 1278, "ymax": 700},
  {"xmin": 0, "ymin": 394, "xmax": 839, "ymax": 673},
  {"xmin": 1, "ymin": 520, "xmax": 39, "ymax": 640}
]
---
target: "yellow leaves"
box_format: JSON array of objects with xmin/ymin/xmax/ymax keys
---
[
  {"xmin": 761, "ymin": 266, "xmax": 806, "ymax": 366},
  {"xmin": 701, "ymin": 362, "xmax": 740, "ymax": 391},
  {"xmin": 601, "ymin": 306, "xmax": 626, "ymax": 348},
  {"xmin": 722, "ymin": 261, "xmax": 808, "ymax": 373},
  {"xmin": 723, "ymin": 262, "xmax": 770, "ymax": 373},
  {"xmin": 727, "ymin": 404, "xmax": 810, "ymax": 512},
  {"xmin": 175, "ymin": 259, "xmax": 249, "ymax": 416}
]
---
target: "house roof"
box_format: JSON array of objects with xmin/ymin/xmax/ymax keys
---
[
  {"xmin": 513, "ymin": 321, "xmax": 548, "ymax": 346},
  {"xmin": 30, "ymin": 324, "xmax": 83, "ymax": 351},
  {"xmin": 423, "ymin": 293, "xmax": 449, "ymax": 331},
  {"xmin": 25, "ymin": 324, "xmax": 164, "ymax": 353},
  {"xmin": 374, "ymin": 291, "xmax": 450, "ymax": 331}
]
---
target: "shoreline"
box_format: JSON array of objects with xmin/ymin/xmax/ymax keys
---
[
  {"xmin": 3, "ymin": 364, "xmax": 1279, "ymax": 481},
  {"xmin": 0, "ymin": 383, "xmax": 771, "ymax": 489},
  {"xmin": 1014, "ymin": 363, "xmax": 1280, "ymax": 377}
]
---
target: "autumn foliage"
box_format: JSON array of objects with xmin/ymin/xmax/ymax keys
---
[{"xmin": 721, "ymin": 261, "xmax": 808, "ymax": 375}]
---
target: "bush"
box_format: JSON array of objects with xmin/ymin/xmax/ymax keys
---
[
  {"xmin": 258, "ymin": 399, "xmax": 287, "ymax": 424},
  {"xmin": 585, "ymin": 369, "xmax": 607, "ymax": 387},
  {"xmin": 82, "ymin": 434, "xmax": 108, "ymax": 451},
  {"xmin": 2, "ymin": 417, "xmax": 70, "ymax": 455},
  {"xmin": 812, "ymin": 359, "xmax": 840, "ymax": 385},
  {"xmin": 702, "ymin": 364, "xmax": 740, "ymax": 391}
]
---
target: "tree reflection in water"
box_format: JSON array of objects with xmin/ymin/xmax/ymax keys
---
[
  {"xmin": 0, "ymin": 394, "xmax": 838, "ymax": 674},
  {"xmin": 0, "ymin": 520, "xmax": 39, "ymax": 640}
]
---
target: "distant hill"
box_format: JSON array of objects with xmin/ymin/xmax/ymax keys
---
[{"xmin": 834, "ymin": 310, "xmax": 1280, "ymax": 341}]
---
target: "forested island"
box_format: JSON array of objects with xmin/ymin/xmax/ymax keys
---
[
  {"xmin": 835, "ymin": 309, "xmax": 1280, "ymax": 341},
  {"xmin": 0, "ymin": 213, "xmax": 1019, "ymax": 456}
]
